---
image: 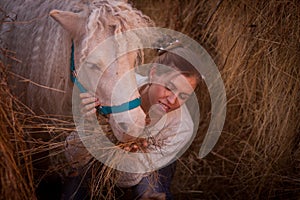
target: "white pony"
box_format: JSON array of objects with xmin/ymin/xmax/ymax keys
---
[
  {"xmin": 49, "ymin": 0, "xmax": 152, "ymax": 141},
  {"xmin": 1, "ymin": 0, "xmax": 153, "ymax": 141}
]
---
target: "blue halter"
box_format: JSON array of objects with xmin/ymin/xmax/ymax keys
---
[{"xmin": 70, "ymin": 41, "xmax": 141, "ymax": 115}]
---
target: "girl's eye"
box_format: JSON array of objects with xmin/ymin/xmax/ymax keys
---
[{"xmin": 179, "ymin": 93, "xmax": 189, "ymax": 100}]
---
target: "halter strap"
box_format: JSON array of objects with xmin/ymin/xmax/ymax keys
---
[
  {"xmin": 70, "ymin": 40, "xmax": 141, "ymax": 115},
  {"xmin": 70, "ymin": 41, "xmax": 88, "ymax": 93},
  {"xmin": 96, "ymin": 97, "xmax": 141, "ymax": 115}
]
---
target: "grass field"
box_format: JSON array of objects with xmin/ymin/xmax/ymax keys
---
[{"xmin": 1, "ymin": 0, "xmax": 300, "ymax": 199}]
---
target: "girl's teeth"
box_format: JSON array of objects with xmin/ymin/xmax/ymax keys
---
[{"xmin": 161, "ymin": 103, "xmax": 168, "ymax": 112}]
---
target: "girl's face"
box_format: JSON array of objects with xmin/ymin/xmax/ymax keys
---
[{"xmin": 147, "ymin": 67, "xmax": 197, "ymax": 115}]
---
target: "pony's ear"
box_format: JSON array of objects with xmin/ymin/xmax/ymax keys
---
[{"xmin": 49, "ymin": 9, "xmax": 86, "ymax": 38}]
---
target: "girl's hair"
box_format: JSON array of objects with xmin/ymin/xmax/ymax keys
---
[{"xmin": 151, "ymin": 44, "xmax": 202, "ymax": 83}]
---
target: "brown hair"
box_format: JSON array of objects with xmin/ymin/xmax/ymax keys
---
[{"xmin": 151, "ymin": 48, "xmax": 202, "ymax": 84}]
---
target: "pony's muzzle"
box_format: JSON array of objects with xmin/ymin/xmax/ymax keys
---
[
  {"xmin": 118, "ymin": 122, "xmax": 129, "ymax": 133},
  {"xmin": 108, "ymin": 107, "xmax": 146, "ymax": 142}
]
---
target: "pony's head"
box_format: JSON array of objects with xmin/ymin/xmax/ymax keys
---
[{"xmin": 50, "ymin": 0, "xmax": 154, "ymax": 141}]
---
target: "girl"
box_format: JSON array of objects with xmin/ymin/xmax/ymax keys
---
[{"xmin": 78, "ymin": 41, "xmax": 201, "ymax": 200}]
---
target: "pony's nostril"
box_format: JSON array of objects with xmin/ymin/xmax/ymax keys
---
[{"xmin": 118, "ymin": 122, "xmax": 128, "ymax": 132}]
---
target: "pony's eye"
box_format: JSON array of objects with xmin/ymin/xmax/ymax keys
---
[
  {"xmin": 89, "ymin": 64, "xmax": 100, "ymax": 70},
  {"xmin": 85, "ymin": 62, "xmax": 101, "ymax": 71}
]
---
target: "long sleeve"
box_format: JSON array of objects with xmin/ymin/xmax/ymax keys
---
[{"xmin": 115, "ymin": 104, "xmax": 195, "ymax": 187}]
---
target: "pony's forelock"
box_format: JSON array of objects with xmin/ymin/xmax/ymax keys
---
[{"xmin": 79, "ymin": 0, "xmax": 154, "ymax": 65}]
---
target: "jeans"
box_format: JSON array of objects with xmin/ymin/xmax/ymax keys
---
[
  {"xmin": 61, "ymin": 174, "xmax": 90, "ymax": 200},
  {"xmin": 120, "ymin": 161, "xmax": 177, "ymax": 200},
  {"xmin": 62, "ymin": 162, "xmax": 177, "ymax": 200}
]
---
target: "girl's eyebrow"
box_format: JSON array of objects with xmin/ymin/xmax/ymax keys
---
[
  {"xmin": 168, "ymin": 81, "xmax": 176, "ymax": 89},
  {"xmin": 169, "ymin": 80, "xmax": 191, "ymax": 98}
]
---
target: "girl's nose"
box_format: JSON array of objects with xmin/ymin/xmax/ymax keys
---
[{"xmin": 166, "ymin": 92, "xmax": 177, "ymax": 105}]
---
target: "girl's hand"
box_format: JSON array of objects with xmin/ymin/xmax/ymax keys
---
[
  {"xmin": 79, "ymin": 93, "xmax": 100, "ymax": 117},
  {"xmin": 79, "ymin": 94, "xmax": 149, "ymax": 152}
]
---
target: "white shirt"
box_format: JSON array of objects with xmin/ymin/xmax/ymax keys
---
[{"xmin": 116, "ymin": 73, "xmax": 195, "ymax": 187}]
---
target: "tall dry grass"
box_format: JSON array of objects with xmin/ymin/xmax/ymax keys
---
[
  {"xmin": 0, "ymin": 46, "xmax": 77, "ymax": 200},
  {"xmin": 133, "ymin": 0, "xmax": 300, "ymax": 199},
  {"xmin": 0, "ymin": 60, "xmax": 36, "ymax": 199},
  {"xmin": 0, "ymin": 0, "xmax": 300, "ymax": 199}
]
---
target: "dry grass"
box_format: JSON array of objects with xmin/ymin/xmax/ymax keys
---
[
  {"xmin": 1, "ymin": 0, "xmax": 300, "ymax": 199},
  {"xmin": 0, "ymin": 61, "xmax": 36, "ymax": 199},
  {"xmin": 0, "ymin": 58, "xmax": 119, "ymax": 199}
]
